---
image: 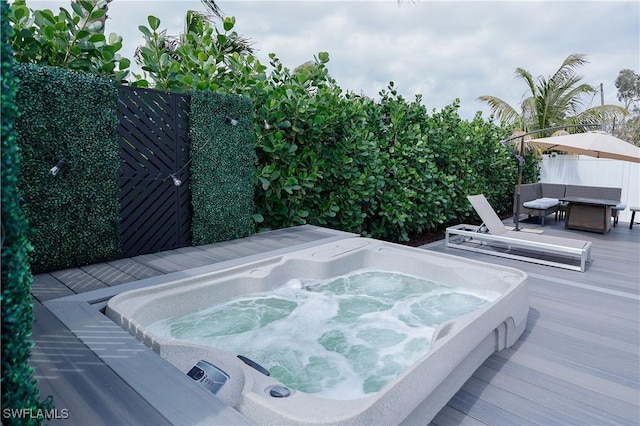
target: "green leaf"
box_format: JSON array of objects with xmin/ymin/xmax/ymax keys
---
[
  {"xmin": 147, "ymin": 15, "xmax": 161, "ymax": 31},
  {"xmin": 138, "ymin": 25, "xmax": 152, "ymax": 38},
  {"xmin": 76, "ymin": 29, "xmax": 90, "ymax": 40},
  {"xmin": 118, "ymin": 58, "xmax": 131, "ymax": 70},
  {"xmin": 88, "ymin": 33, "xmax": 105, "ymax": 43},
  {"xmin": 258, "ymin": 177, "xmax": 271, "ymax": 189},
  {"xmin": 88, "ymin": 8, "xmax": 106, "ymax": 21},
  {"xmin": 79, "ymin": 0, "xmax": 94, "ymax": 14},
  {"xmin": 13, "ymin": 5, "xmax": 28, "ymax": 22},
  {"xmin": 43, "ymin": 25, "xmax": 54, "ymax": 39},
  {"xmin": 101, "ymin": 62, "xmax": 116, "ymax": 73},
  {"xmin": 223, "ymin": 16, "xmax": 235, "ymax": 32},
  {"xmin": 318, "ymin": 51, "xmax": 329, "ymax": 63},
  {"xmin": 71, "ymin": 2, "xmax": 85, "ymax": 17},
  {"xmin": 101, "ymin": 50, "xmax": 114, "ymax": 61}
]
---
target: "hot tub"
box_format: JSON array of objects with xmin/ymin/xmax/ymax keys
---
[{"xmin": 106, "ymin": 237, "xmax": 528, "ymax": 425}]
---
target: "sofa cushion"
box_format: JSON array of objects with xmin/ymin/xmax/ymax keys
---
[
  {"xmin": 523, "ymin": 197, "xmax": 560, "ymax": 210},
  {"xmin": 540, "ymin": 183, "xmax": 566, "ymax": 199},
  {"xmin": 612, "ymin": 203, "xmax": 626, "ymax": 211}
]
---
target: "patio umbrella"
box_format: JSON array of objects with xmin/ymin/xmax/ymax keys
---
[{"xmin": 527, "ymin": 131, "xmax": 640, "ymax": 163}]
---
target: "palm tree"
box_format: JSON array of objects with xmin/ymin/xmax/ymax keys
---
[{"xmin": 478, "ymin": 53, "xmax": 627, "ymax": 135}]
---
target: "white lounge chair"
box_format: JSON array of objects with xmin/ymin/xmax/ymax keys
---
[{"xmin": 446, "ymin": 194, "xmax": 592, "ymax": 272}]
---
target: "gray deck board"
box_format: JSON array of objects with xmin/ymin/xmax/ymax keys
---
[
  {"xmin": 443, "ymin": 390, "xmax": 533, "ymax": 425},
  {"xmin": 129, "ymin": 252, "xmax": 191, "ymax": 274},
  {"xmin": 80, "ymin": 262, "xmax": 140, "ymax": 286},
  {"xmin": 31, "ymin": 273, "xmax": 75, "ymax": 302},
  {"xmin": 460, "ymin": 375, "xmax": 580, "ymax": 425},
  {"xmin": 50, "ymin": 268, "xmax": 108, "ymax": 293},
  {"xmin": 30, "ymin": 300, "xmax": 171, "ymax": 426},
  {"xmin": 152, "ymin": 247, "xmax": 218, "ymax": 270},
  {"xmin": 471, "ymin": 366, "xmax": 629, "ymax": 425},
  {"xmin": 106, "ymin": 257, "xmax": 164, "ymax": 280},
  {"xmin": 483, "ymin": 355, "xmax": 640, "ymax": 423},
  {"xmin": 430, "ymin": 405, "xmax": 489, "ymax": 426},
  {"xmin": 29, "ymin": 222, "xmax": 640, "ymax": 425}
]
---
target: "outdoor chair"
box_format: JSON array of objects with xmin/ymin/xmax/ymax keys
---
[{"xmin": 446, "ymin": 194, "xmax": 592, "ymax": 272}]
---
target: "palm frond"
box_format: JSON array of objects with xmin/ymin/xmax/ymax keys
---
[
  {"xmin": 550, "ymin": 53, "xmax": 589, "ymax": 85},
  {"xmin": 476, "ymin": 95, "xmax": 521, "ymax": 125},
  {"xmin": 514, "ymin": 67, "xmax": 537, "ymax": 98},
  {"xmin": 200, "ymin": 0, "xmax": 224, "ymax": 20},
  {"xmin": 573, "ymin": 105, "xmax": 629, "ymax": 124}
]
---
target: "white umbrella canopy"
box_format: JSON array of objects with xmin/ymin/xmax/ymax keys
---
[{"xmin": 528, "ymin": 131, "xmax": 640, "ymax": 163}]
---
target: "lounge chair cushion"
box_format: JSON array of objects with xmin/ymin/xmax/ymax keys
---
[{"xmin": 522, "ymin": 197, "xmax": 560, "ymax": 210}]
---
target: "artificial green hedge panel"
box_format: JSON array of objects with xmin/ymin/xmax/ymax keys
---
[
  {"xmin": 14, "ymin": 64, "xmax": 120, "ymax": 273},
  {"xmin": 189, "ymin": 91, "xmax": 256, "ymax": 244},
  {"xmin": 1, "ymin": 3, "xmax": 50, "ymax": 421}
]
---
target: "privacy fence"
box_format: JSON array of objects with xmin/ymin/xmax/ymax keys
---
[{"xmin": 15, "ymin": 64, "xmax": 255, "ymax": 273}]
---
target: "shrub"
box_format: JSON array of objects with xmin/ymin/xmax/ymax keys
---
[{"xmin": 1, "ymin": 1, "xmax": 51, "ymax": 422}]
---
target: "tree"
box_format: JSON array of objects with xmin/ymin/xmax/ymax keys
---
[
  {"xmin": 614, "ymin": 69, "xmax": 640, "ymax": 145},
  {"xmin": 477, "ymin": 54, "xmax": 628, "ymax": 135},
  {"xmin": 615, "ymin": 69, "xmax": 640, "ymax": 112}
]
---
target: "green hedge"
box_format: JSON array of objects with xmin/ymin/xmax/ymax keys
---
[
  {"xmin": 243, "ymin": 56, "xmax": 525, "ymax": 241},
  {"xmin": 1, "ymin": 1, "xmax": 50, "ymax": 422},
  {"xmin": 189, "ymin": 91, "xmax": 256, "ymax": 244},
  {"xmin": 14, "ymin": 64, "xmax": 120, "ymax": 273}
]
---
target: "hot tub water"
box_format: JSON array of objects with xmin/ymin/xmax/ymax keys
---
[{"xmin": 147, "ymin": 270, "xmax": 500, "ymax": 400}]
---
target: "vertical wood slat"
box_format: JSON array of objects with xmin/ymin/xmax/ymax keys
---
[{"xmin": 117, "ymin": 86, "xmax": 192, "ymax": 258}]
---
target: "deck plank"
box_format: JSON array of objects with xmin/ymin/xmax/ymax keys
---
[
  {"xmin": 31, "ymin": 273, "xmax": 75, "ymax": 302},
  {"xmin": 460, "ymin": 376, "xmax": 580, "ymax": 425},
  {"xmin": 429, "ymin": 405, "xmax": 489, "ymax": 426},
  {"xmin": 80, "ymin": 262, "xmax": 140, "ymax": 286},
  {"xmin": 50, "ymin": 268, "xmax": 108, "ymax": 293},
  {"xmin": 128, "ymin": 253, "xmax": 190, "ymax": 273},
  {"xmin": 444, "ymin": 390, "xmax": 533, "ymax": 425},
  {"xmin": 30, "ymin": 300, "xmax": 171, "ymax": 425},
  {"xmin": 472, "ymin": 364, "xmax": 631, "ymax": 425},
  {"xmin": 482, "ymin": 355, "xmax": 640, "ymax": 423},
  {"xmin": 107, "ymin": 258, "xmax": 164, "ymax": 280}
]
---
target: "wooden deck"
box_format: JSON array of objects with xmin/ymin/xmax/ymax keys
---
[{"xmin": 28, "ymin": 221, "xmax": 639, "ymax": 425}]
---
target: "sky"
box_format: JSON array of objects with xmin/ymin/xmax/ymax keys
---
[{"xmin": 28, "ymin": 0, "xmax": 640, "ymax": 121}]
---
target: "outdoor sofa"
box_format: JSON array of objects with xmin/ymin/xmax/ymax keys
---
[{"xmin": 515, "ymin": 183, "xmax": 625, "ymax": 226}]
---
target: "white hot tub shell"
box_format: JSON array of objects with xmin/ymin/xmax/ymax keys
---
[{"xmin": 106, "ymin": 237, "xmax": 528, "ymax": 425}]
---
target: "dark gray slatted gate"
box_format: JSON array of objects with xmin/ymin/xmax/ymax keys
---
[{"xmin": 117, "ymin": 86, "xmax": 191, "ymax": 257}]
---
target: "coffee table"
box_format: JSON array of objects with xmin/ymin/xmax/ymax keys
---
[{"xmin": 560, "ymin": 197, "xmax": 620, "ymax": 234}]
